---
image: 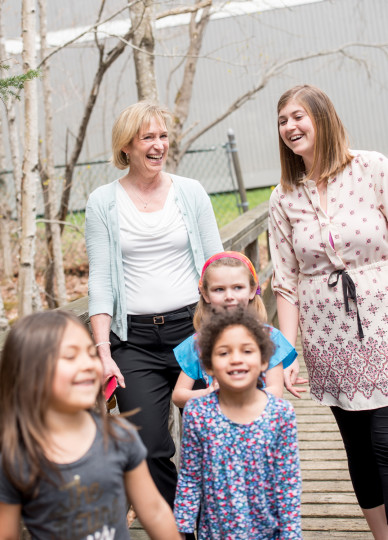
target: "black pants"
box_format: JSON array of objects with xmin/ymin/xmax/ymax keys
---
[
  {"xmin": 331, "ymin": 405, "xmax": 388, "ymax": 521},
  {"xmin": 110, "ymin": 307, "xmax": 195, "ymax": 509}
]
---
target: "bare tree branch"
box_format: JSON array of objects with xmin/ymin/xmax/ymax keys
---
[
  {"xmin": 156, "ymin": 0, "xmax": 212, "ymax": 20},
  {"xmin": 177, "ymin": 41, "xmax": 388, "ymax": 160},
  {"xmin": 38, "ymin": 0, "xmax": 140, "ymax": 68},
  {"xmin": 167, "ymin": 2, "xmax": 212, "ymax": 170},
  {"xmin": 58, "ymin": 7, "xmax": 136, "ymax": 226},
  {"xmin": 103, "ymin": 30, "xmax": 249, "ymax": 68},
  {"xmin": 36, "ymin": 218, "xmax": 83, "ymax": 234}
]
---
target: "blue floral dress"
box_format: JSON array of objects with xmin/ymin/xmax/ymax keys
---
[{"xmin": 174, "ymin": 392, "xmax": 302, "ymax": 539}]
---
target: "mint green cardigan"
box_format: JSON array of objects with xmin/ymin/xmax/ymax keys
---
[{"xmin": 85, "ymin": 174, "xmax": 223, "ymax": 340}]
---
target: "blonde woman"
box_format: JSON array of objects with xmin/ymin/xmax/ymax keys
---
[
  {"xmin": 268, "ymin": 84, "xmax": 388, "ymax": 539},
  {"xmin": 85, "ymin": 101, "xmax": 222, "ymax": 522}
]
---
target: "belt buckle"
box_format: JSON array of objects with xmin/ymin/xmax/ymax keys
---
[{"xmin": 153, "ymin": 315, "xmax": 164, "ymax": 325}]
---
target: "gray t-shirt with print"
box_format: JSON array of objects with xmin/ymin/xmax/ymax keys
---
[{"xmin": 0, "ymin": 414, "xmax": 147, "ymax": 539}]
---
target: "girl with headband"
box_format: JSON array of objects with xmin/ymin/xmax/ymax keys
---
[{"xmin": 172, "ymin": 251, "xmax": 300, "ymax": 407}]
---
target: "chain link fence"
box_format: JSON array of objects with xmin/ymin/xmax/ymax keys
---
[
  {"xmin": 176, "ymin": 143, "xmax": 245, "ymax": 228},
  {"xmin": 0, "ymin": 139, "xmax": 246, "ymax": 228}
]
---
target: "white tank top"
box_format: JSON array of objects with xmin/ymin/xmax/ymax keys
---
[{"xmin": 117, "ymin": 182, "xmax": 199, "ymax": 314}]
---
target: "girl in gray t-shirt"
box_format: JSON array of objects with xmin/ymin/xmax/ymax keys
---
[{"xmin": 0, "ymin": 310, "xmax": 180, "ymax": 540}]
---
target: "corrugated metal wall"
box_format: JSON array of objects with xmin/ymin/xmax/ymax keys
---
[{"xmin": 2, "ymin": 0, "xmax": 387, "ymax": 190}]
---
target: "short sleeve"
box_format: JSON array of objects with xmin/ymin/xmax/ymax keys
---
[
  {"xmin": 371, "ymin": 151, "xmax": 388, "ymax": 219},
  {"xmin": 113, "ymin": 420, "xmax": 147, "ymax": 472},
  {"xmin": 173, "ymin": 335, "xmax": 204, "ymax": 382},
  {"xmin": 268, "ymin": 326, "xmax": 298, "ymax": 371},
  {"xmin": 0, "ymin": 457, "xmax": 22, "ymax": 505},
  {"xmin": 268, "ymin": 186, "xmax": 300, "ymax": 305}
]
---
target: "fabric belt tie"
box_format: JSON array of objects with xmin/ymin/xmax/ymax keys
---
[{"xmin": 328, "ymin": 269, "xmax": 364, "ymax": 339}]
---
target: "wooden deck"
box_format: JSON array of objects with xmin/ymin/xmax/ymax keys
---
[{"xmin": 130, "ymin": 339, "xmax": 372, "ymax": 540}]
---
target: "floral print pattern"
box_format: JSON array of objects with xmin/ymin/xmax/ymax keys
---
[
  {"xmin": 269, "ymin": 150, "xmax": 388, "ymax": 410},
  {"xmin": 174, "ymin": 392, "xmax": 302, "ymax": 539}
]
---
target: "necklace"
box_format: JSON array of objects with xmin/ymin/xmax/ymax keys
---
[
  {"xmin": 129, "ymin": 179, "xmax": 161, "ymax": 209},
  {"xmin": 131, "ymin": 188, "xmax": 154, "ymax": 209}
]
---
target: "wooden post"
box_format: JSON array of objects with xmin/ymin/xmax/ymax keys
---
[
  {"xmin": 227, "ymin": 128, "xmax": 261, "ymax": 268},
  {"xmin": 227, "ymin": 128, "xmax": 249, "ymax": 213}
]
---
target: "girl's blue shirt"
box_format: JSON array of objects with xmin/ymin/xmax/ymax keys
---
[{"xmin": 174, "ymin": 326, "xmax": 297, "ymax": 386}]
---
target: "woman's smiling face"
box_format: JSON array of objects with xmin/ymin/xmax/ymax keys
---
[
  {"xmin": 278, "ymin": 99, "xmax": 316, "ymax": 171},
  {"xmin": 122, "ymin": 116, "xmax": 169, "ymax": 177}
]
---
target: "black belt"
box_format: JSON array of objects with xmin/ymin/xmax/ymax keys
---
[
  {"xmin": 328, "ymin": 269, "xmax": 364, "ymax": 339},
  {"xmin": 128, "ymin": 302, "xmax": 197, "ymax": 325}
]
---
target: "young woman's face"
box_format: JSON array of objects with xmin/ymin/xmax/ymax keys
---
[
  {"xmin": 122, "ymin": 117, "xmax": 169, "ymax": 177},
  {"xmin": 278, "ymin": 99, "xmax": 315, "ymax": 171},
  {"xmin": 49, "ymin": 322, "xmax": 103, "ymax": 414},
  {"xmin": 202, "ymin": 266, "xmax": 256, "ymax": 310},
  {"xmin": 208, "ymin": 325, "xmax": 263, "ymax": 393}
]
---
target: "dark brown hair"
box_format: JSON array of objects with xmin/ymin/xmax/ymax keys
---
[
  {"xmin": 277, "ymin": 84, "xmax": 352, "ymax": 190},
  {"xmin": 198, "ymin": 307, "xmax": 274, "ymax": 372},
  {"xmin": 0, "ymin": 310, "xmax": 116, "ymax": 492},
  {"xmin": 193, "ymin": 257, "xmax": 267, "ymax": 331}
]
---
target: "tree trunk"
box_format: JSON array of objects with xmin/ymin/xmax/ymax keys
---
[
  {"xmin": 0, "ymin": 290, "xmax": 9, "ymax": 332},
  {"xmin": 0, "ymin": 204, "xmax": 13, "ymax": 280},
  {"xmin": 0, "ymin": 0, "xmax": 22, "ymax": 223},
  {"xmin": 38, "ymin": 0, "xmax": 67, "ymax": 307},
  {"xmin": 130, "ymin": 0, "xmax": 158, "ymax": 101},
  {"xmin": 0, "ymin": 112, "xmax": 13, "ymax": 280},
  {"xmin": 19, "ymin": 0, "xmax": 39, "ymax": 316},
  {"xmin": 167, "ymin": 3, "xmax": 212, "ymax": 171},
  {"xmin": 4, "ymin": 102, "xmax": 22, "ymax": 221}
]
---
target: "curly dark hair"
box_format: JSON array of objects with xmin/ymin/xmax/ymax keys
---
[{"xmin": 198, "ymin": 307, "xmax": 275, "ymax": 372}]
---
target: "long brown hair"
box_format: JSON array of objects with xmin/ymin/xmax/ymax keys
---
[
  {"xmin": 193, "ymin": 257, "xmax": 267, "ymax": 331},
  {"xmin": 0, "ymin": 310, "xmax": 115, "ymax": 492},
  {"xmin": 277, "ymin": 84, "xmax": 353, "ymax": 190}
]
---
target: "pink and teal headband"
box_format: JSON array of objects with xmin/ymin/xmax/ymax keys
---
[{"xmin": 199, "ymin": 251, "xmax": 261, "ymax": 295}]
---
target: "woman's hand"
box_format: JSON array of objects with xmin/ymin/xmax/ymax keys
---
[
  {"xmin": 284, "ymin": 359, "xmax": 308, "ymax": 398},
  {"xmin": 98, "ymin": 345, "xmax": 125, "ymax": 388},
  {"xmin": 89, "ymin": 314, "xmax": 125, "ymax": 387},
  {"xmin": 276, "ymin": 295, "xmax": 308, "ymax": 398}
]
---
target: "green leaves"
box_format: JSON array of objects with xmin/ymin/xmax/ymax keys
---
[{"xmin": 0, "ymin": 64, "xmax": 40, "ymax": 102}]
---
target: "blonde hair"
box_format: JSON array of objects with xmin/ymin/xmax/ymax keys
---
[
  {"xmin": 193, "ymin": 257, "xmax": 267, "ymax": 331},
  {"xmin": 277, "ymin": 84, "xmax": 353, "ymax": 190},
  {"xmin": 111, "ymin": 101, "xmax": 172, "ymax": 170}
]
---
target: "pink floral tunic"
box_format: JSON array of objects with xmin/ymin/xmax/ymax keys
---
[{"xmin": 268, "ymin": 150, "xmax": 388, "ymax": 410}]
